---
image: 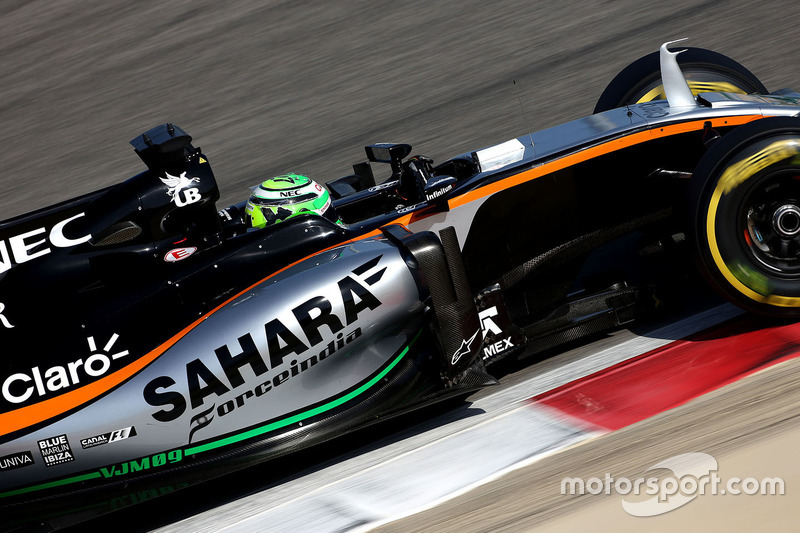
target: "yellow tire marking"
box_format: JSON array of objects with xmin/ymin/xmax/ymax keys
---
[
  {"xmin": 706, "ymin": 140, "xmax": 800, "ymax": 307},
  {"xmin": 637, "ymin": 81, "xmax": 747, "ymax": 103}
]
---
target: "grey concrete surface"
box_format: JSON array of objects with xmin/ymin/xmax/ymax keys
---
[{"xmin": 2, "ymin": 1, "xmax": 798, "ymax": 221}]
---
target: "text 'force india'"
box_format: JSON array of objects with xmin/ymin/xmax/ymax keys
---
[{"xmin": 3, "ymin": 41, "xmax": 800, "ymax": 528}]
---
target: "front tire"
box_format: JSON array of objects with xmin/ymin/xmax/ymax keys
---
[
  {"xmin": 594, "ymin": 47, "xmax": 767, "ymax": 113},
  {"xmin": 690, "ymin": 117, "xmax": 800, "ymax": 318}
]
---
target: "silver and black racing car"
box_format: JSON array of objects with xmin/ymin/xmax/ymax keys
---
[{"xmin": 2, "ymin": 41, "xmax": 800, "ymax": 530}]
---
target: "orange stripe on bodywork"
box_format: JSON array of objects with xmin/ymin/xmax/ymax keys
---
[
  {"xmin": 0, "ymin": 322, "xmax": 196, "ymax": 438},
  {"xmin": 0, "ymin": 114, "xmax": 763, "ymax": 438},
  {"xmin": 359, "ymin": 117, "xmax": 763, "ymax": 230},
  {"xmin": 0, "ymin": 236, "xmax": 375, "ymax": 438},
  {"xmin": 445, "ymin": 116, "xmax": 763, "ymax": 210}
]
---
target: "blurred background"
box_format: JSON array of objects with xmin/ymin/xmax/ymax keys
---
[{"xmin": 2, "ymin": 0, "xmax": 798, "ymax": 221}]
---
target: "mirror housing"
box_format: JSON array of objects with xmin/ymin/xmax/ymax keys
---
[{"xmin": 365, "ymin": 143, "xmax": 412, "ymax": 164}]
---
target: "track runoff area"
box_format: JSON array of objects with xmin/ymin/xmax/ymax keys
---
[{"xmin": 154, "ymin": 303, "xmax": 800, "ymax": 532}]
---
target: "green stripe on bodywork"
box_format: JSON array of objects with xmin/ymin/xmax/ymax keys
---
[
  {"xmin": 0, "ymin": 330, "xmax": 421, "ymax": 500},
  {"xmin": 186, "ymin": 330, "xmax": 419, "ymax": 455}
]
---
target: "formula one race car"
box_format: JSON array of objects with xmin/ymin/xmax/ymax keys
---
[{"xmin": 3, "ymin": 41, "xmax": 800, "ymax": 529}]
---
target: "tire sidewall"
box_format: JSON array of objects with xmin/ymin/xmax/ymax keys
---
[
  {"xmin": 595, "ymin": 47, "xmax": 767, "ymax": 113},
  {"xmin": 691, "ymin": 117, "xmax": 800, "ymax": 317}
]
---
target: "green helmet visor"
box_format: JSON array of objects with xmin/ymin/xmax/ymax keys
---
[
  {"xmin": 244, "ymin": 174, "xmax": 338, "ymax": 229},
  {"xmin": 247, "ymin": 192, "xmax": 321, "ymax": 207}
]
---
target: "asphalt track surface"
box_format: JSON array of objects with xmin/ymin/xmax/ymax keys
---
[
  {"xmin": 3, "ymin": 0, "xmax": 800, "ymax": 219},
  {"xmin": 4, "ymin": 1, "xmax": 800, "ymax": 531}
]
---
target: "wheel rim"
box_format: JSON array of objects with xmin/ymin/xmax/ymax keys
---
[
  {"xmin": 636, "ymin": 79, "xmax": 747, "ymax": 103},
  {"xmin": 633, "ymin": 69, "xmax": 757, "ymax": 104},
  {"xmin": 740, "ymin": 170, "xmax": 800, "ymax": 276}
]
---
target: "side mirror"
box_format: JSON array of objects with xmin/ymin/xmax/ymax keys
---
[
  {"xmin": 365, "ymin": 143, "xmax": 412, "ymax": 178},
  {"xmin": 365, "ymin": 143, "xmax": 412, "ymax": 164},
  {"xmin": 424, "ymin": 175, "xmax": 457, "ymax": 207}
]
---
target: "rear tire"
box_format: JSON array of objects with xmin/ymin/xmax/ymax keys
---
[
  {"xmin": 690, "ymin": 117, "xmax": 800, "ymax": 318},
  {"xmin": 594, "ymin": 47, "xmax": 767, "ymax": 113}
]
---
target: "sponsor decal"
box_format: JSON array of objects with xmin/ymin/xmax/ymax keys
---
[
  {"xmin": 476, "ymin": 294, "xmax": 524, "ymax": 363},
  {"xmin": 451, "ymin": 329, "xmax": 480, "ymax": 365},
  {"xmin": 483, "ymin": 336, "xmax": 514, "ymax": 358},
  {"xmin": 479, "ymin": 306, "xmax": 513, "ymax": 359},
  {"xmin": 279, "ymin": 190, "xmax": 302, "ymax": 198},
  {"xmin": 100, "ymin": 449, "xmax": 183, "ymax": 479},
  {"xmin": 396, "ymin": 202, "xmax": 425, "ymax": 214},
  {"xmin": 0, "ymin": 450, "xmax": 34, "ymax": 471},
  {"xmin": 2, "ymin": 333, "xmax": 128, "ymax": 406},
  {"xmin": 164, "ymin": 247, "xmax": 197, "ymax": 263},
  {"xmin": 425, "ymin": 184, "xmax": 453, "ymax": 202},
  {"xmin": 0, "ymin": 212, "xmax": 91, "ymax": 274},
  {"xmin": 38, "ymin": 434, "xmax": 74, "ymax": 467},
  {"xmin": 143, "ymin": 255, "xmax": 386, "ymax": 438},
  {"xmin": 218, "ymin": 208, "xmax": 233, "ymax": 221},
  {"xmin": 320, "ymin": 197, "xmax": 332, "ymax": 215},
  {"xmin": 81, "ymin": 426, "xmax": 137, "ymax": 449},
  {"xmin": 479, "ymin": 306, "xmax": 503, "ymax": 336},
  {"xmin": 483, "ymin": 337, "xmax": 514, "ymax": 359},
  {"xmin": 160, "ymin": 172, "xmax": 201, "ymax": 207},
  {"xmin": 0, "ymin": 302, "xmax": 13, "ymax": 329},
  {"xmin": 188, "ymin": 405, "xmax": 215, "ymax": 444},
  {"xmin": 191, "ymin": 328, "xmax": 363, "ymax": 438},
  {"xmin": 368, "ymin": 181, "xmax": 397, "ymax": 193}
]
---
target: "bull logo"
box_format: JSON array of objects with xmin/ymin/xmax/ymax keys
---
[{"xmin": 160, "ymin": 172, "xmax": 201, "ymax": 207}]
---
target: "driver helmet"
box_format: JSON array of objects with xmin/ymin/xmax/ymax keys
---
[{"xmin": 245, "ymin": 173, "xmax": 341, "ymax": 229}]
